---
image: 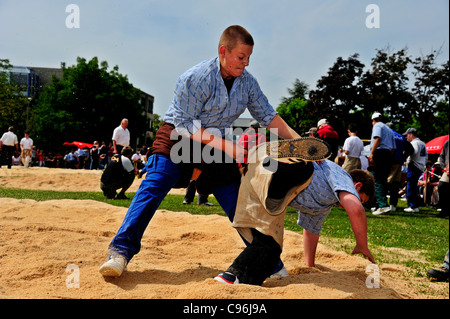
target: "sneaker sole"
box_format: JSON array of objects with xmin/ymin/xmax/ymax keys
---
[
  {"xmin": 266, "ymin": 137, "xmax": 331, "ymax": 163},
  {"xmin": 214, "ymin": 274, "xmax": 238, "ymax": 284},
  {"xmin": 99, "ymin": 265, "xmax": 122, "ymax": 277},
  {"xmin": 99, "ymin": 261, "xmax": 124, "ymax": 277}
]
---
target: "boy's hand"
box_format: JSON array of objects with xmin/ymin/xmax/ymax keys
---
[
  {"xmin": 352, "ymin": 245, "xmax": 375, "ymax": 263},
  {"xmin": 233, "ymin": 142, "xmax": 247, "ymax": 163}
]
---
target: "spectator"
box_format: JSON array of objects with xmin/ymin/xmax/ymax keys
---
[
  {"xmin": 36, "ymin": 149, "xmax": 45, "ymax": 167},
  {"xmin": 238, "ymin": 120, "xmax": 267, "ymax": 165},
  {"xmin": 437, "ymin": 140, "xmax": 449, "ymax": 217},
  {"xmin": 64, "ymin": 150, "xmax": 77, "ymax": 169},
  {"xmin": 305, "ymin": 127, "xmax": 319, "ymax": 138},
  {"xmin": 386, "ymin": 123, "xmax": 413, "ymax": 212},
  {"xmin": 12, "ymin": 151, "xmax": 22, "ymax": 166},
  {"xmin": 46, "ymin": 152, "xmax": 57, "ymax": 168},
  {"xmin": 112, "ymin": 118, "xmax": 130, "ymax": 155},
  {"xmin": 90, "ymin": 141, "xmax": 100, "ymax": 170},
  {"xmin": 317, "ymin": 119, "xmax": 339, "ymax": 162},
  {"xmin": 341, "ymin": 123, "xmax": 364, "ymax": 173},
  {"xmin": 131, "ymin": 149, "xmax": 144, "ymax": 169},
  {"xmin": 369, "ymin": 112, "xmax": 396, "ymax": 215},
  {"xmin": 403, "ymin": 127, "xmax": 428, "ymax": 213},
  {"xmin": 99, "ymin": 141, "xmax": 109, "ymax": 169},
  {"xmin": 20, "ymin": 132, "xmax": 33, "ymax": 168},
  {"xmin": 100, "ymin": 146, "xmax": 136, "ymax": 200},
  {"xmin": 0, "ymin": 126, "xmax": 19, "ymax": 169}
]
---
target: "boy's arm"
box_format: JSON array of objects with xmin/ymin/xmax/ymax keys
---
[
  {"xmin": 190, "ymin": 127, "xmax": 246, "ymax": 162},
  {"xmin": 189, "ymin": 114, "xmax": 300, "ymax": 162},
  {"xmin": 267, "ymin": 114, "xmax": 301, "ymax": 139},
  {"xmin": 303, "ymin": 229, "xmax": 320, "ymax": 267},
  {"xmin": 339, "ymin": 191, "xmax": 375, "ymax": 263}
]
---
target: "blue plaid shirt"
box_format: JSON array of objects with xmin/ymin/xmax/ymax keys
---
[
  {"xmin": 163, "ymin": 57, "xmax": 277, "ymax": 137},
  {"xmin": 289, "ymin": 160, "xmax": 360, "ymax": 235}
]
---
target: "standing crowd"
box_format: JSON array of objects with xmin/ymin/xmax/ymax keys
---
[{"xmin": 305, "ymin": 113, "xmax": 448, "ymax": 217}]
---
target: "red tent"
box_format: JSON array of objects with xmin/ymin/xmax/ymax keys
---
[
  {"xmin": 63, "ymin": 141, "xmax": 94, "ymax": 149},
  {"xmin": 426, "ymin": 135, "xmax": 449, "ymax": 154}
]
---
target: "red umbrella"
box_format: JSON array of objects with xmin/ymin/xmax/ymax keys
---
[
  {"xmin": 63, "ymin": 141, "xmax": 94, "ymax": 149},
  {"xmin": 426, "ymin": 135, "xmax": 449, "ymax": 154}
]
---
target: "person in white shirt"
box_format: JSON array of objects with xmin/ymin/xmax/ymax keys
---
[
  {"xmin": 403, "ymin": 127, "xmax": 428, "ymax": 213},
  {"xmin": 0, "ymin": 126, "xmax": 19, "ymax": 169},
  {"xmin": 131, "ymin": 150, "xmax": 144, "ymax": 169},
  {"xmin": 20, "ymin": 132, "xmax": 33, "ymax": 168},
  {"xmin": 341, "ymin": 123, "xmax": 364, "ymax": 173},
  {"xmin": 112, "ymin": 118, "xmax": 130, "ymax": 155}
]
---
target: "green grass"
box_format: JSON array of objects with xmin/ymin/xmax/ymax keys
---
[{"xmin": 1, "ymin": 186, "xmax": 448, "ymax": 279}]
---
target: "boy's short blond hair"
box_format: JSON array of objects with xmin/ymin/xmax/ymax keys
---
[{"xmin": 219, "ymin": 25, "xmax": 254, "ymax": 52}]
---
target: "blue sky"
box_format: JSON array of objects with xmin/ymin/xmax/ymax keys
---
[{"xmin": 1, "ymin": 0, "xmax": 448, "ymax": 117}]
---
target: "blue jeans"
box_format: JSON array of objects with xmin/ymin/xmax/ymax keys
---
[
  {"xmin": 108, "ymin": 154, "xmax": 243, "ymax": 262},
  {"xmin": 406, "ymin": 164, "xmax": 422, "ymax": 209}
]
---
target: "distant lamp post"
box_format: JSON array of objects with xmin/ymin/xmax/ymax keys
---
[{"xmin": 27, "ymin": 97, "xmax": 32, "ymax": 131}]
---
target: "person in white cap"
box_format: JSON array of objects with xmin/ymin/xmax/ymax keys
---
[
  {"xmin": 403, "ymin": 127, "xmax": 428, "ymax": 213},
  {"xmin": 369, "ymin": 112, "xmax": 396, "ymax": 215},
  {"xmin": 316, "ymin": 119, "xmax": 339, "ymax": 161}
]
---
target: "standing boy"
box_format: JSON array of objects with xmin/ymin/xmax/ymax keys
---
[
  {"xmin": 99, "ymin": 25, "xmax": 328, "ymax": 277},
  {"xmin": 341, "ymin": 123, "xmax": 364, "ymax": 173}
]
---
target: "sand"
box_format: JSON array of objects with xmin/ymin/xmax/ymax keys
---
[{"xmin": 0, "ymin": 166, "xmax": 448, "ymax": 299}]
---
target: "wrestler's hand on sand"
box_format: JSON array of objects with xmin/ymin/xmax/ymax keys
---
[{"xmin": 352, "ymin": 245, "xmax": 375, "ymax": 264}]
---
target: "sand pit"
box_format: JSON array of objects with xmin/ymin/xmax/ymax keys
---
[{"xmin": 0, "ymin": 166, "xmax": 447, "ymax": 300}]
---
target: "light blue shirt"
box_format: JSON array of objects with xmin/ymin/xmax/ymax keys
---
[
  {"xmin": 163, "ymin": 57, "xmax": 277, "ymax": 137},
  {"xmin": 370, "ymin": 122, "xmax": 396, "ymax": 150},
  {"xmin": 288, "ymin": 160, "xmax": 360, "ymax": 235}
]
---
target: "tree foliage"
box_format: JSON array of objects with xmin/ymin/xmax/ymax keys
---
[
  {"xmin": 33, "ymin": 57, "xmax": 145, "ymax": 151},
  {"xmin": 0, "ymin": 59, "xmax": 29, "ymax": 132},
  {"xmin": 276, "ymin": 79, "xmax": 316, "ymax": 134}
]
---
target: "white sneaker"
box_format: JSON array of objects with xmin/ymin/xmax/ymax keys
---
[
  {"xmin": 270, "ymin": 266, "xmax": 289, "ymax": 279},
  {"xmin": 373, "ymin": 207, "xmax": 391, "ymax": 215},
  {"xmin": 390, "ymin": 205, "xmax": 397, "ymax": 212},
  {"xmin": 404, "ymin": 207, "xmax": 419, "ymax": 213},
  {"xmin": 99, "ymin": 255, "xmax": 127, "ymax": 277}
]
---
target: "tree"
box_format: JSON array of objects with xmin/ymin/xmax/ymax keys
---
[
  {"xmin": 276, "ymin": 79, "xmax": 316, "ymax": 135},
  {"xmin": 360, "ymin": 48, "xmax": 414, "ymax": 124},
  {"xmin": 0, "ymin": 59, "xmax": 28, "ymax": 132},
  {"xmin": 308, "ymin": 54, "xmax": 366, "ymax": 139},
  {"xmin": 276, "ymin": 98, "xmax": 314, "ymax": 135},
  {"xmin": 33, "ymin": 57, "xmax": 145, "ymax": 151},
  {"xmin": 280, "ymin": 78, "xmax": 309, "ymax": 105},
  {"xmin": 409, "ymin": 53, "xmax": 449, "ymax": 141}
]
